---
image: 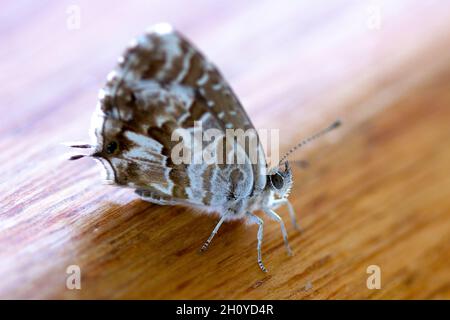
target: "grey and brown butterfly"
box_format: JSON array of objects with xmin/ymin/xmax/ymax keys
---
[{"xmin": 69, "ymin": 23, "xmax": 340, "ymax": 272}]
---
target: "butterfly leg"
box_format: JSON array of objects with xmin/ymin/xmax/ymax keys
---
[
  {"xmin": 246, "ymin": 212, "xmax": 267, "ymax": 272},
  {"xmin": 271, "ymin": 199, "xmax": 302, "ymax": 232},
  {"xmin": 263, "ymin": 208, "xmax": 293, "ymax": 256},
  {"xmin": 200, "ymin": 213, "xmax": 229, "ymax": 252}
]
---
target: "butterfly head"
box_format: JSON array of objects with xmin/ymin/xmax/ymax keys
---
[
  {"xmin": 264, "ymin": 120, "xmax": 342, "ymax": 199},
  {"xmin": 267, "ymin": 161, "xmax": 293, "ymax": 198}
]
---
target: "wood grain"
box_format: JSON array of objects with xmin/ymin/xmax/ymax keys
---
[{"xmin": 1, "ymin": 0, "xmax": 450, "ymax": 299}]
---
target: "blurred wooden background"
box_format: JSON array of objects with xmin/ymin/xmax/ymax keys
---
[{"xmin": 1, "ymin": 0, "xmax": 450, "ymax": 299}]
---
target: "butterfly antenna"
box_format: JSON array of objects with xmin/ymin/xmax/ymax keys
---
[{"xmin": 278, "ymin": 119, "xmax": 342, "ymax": 165}]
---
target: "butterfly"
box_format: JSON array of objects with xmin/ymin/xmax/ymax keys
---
[{"xmin": 69, "ymin": 23, "xmax": 340, "ymax": 272}]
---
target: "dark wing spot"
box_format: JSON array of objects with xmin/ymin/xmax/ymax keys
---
[{"xmin": 106, "ymin": 141, "xmax": 118, "ymax": 154}]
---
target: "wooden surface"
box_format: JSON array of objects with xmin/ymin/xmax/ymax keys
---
[{"xmin": 1, "ymin": 0, "xmax": 450, "ymax": 299}]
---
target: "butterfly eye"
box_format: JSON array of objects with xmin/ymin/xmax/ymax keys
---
[
  {"xmin": 106, "ymin": 141, "xmax": 119, "ymax": 154},
  {"xmin": 270, "ymin": 173, "xmax": 284, "ymax": 190}
]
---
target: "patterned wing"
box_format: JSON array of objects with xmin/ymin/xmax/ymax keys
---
[{"xmin": 91, "ymin": 23, "xmax": 267, "ymax": 210}]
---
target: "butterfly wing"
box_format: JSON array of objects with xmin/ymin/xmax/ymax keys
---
[{"xmin": 91, "ymin": 24, "xmax": 267, "ymax": 211}]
